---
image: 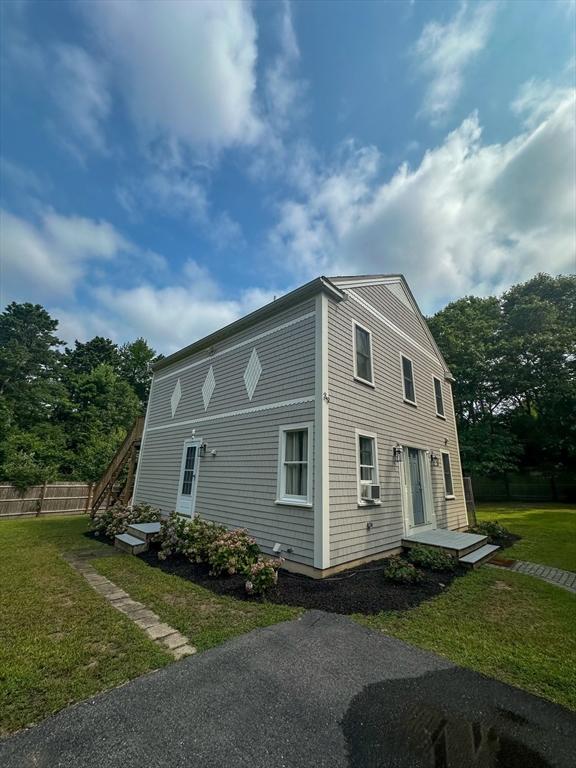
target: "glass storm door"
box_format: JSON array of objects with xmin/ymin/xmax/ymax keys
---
[
  {"xmin": 176, "ymin": 440, "xmax": 200, "ymax": 517},
  {"xmin": 408, "ymin": 447, "xmax": 426, "ymax": 526}
]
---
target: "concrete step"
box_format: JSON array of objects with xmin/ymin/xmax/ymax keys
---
[
  {"xmin": 114, "ymin": 533, "xmax": 149, "ymax": 555},
  {"xmin": 127, "ymin": 522, "xmax": 161, "ymax": 542},
  {"xmin": 459, "ymin": 544, "xmax": 500, "ymax": 569}
]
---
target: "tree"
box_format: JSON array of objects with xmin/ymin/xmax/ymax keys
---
[
  {"xmin": 119, "ymin": 338, "xmax": 157, "ymax": 405},
  {"xmin": 63, "ymin": 336, "xmax": 121, "ymax": 375},
  {"xmin": 0, "ymin": 303, "xmax": 66, "ymax": 429},
  {"xmin": 429, "ymin": 273, "xmax": 576, "ymax": 477}
]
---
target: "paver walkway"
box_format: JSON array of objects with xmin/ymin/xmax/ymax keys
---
[
  {"xmin": 509, "ymin": 560, "xmax": 576, "ymax": 593},
  {"xmin": 64, "ymin": 552, "xmax": 196, "ymax": 659}
]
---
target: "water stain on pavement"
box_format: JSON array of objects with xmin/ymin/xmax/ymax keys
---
[{"xmin": 341, "ymin": 669, "xmax": 574, "ymax": 768}]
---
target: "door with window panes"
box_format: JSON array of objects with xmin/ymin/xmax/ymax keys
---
[{"xmin": 176, "ymin": 439, "xmax": 201, "ymax": 516}]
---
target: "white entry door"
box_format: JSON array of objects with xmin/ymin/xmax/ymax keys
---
[
  {"xmin": 176, "ymin": 439, "xmax": 201, "ymax": 517},
  {"xmin": 402, "ymin": 447, "xmax": 436, "ymax": 534}
]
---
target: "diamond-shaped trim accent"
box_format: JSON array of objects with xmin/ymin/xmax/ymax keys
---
[
  {"xmin": 202, "ymin": 366, "xmax": 216, "ymax": 411},
  {"xmin": 170, "ymin": 379, "xmax": 182, "ymax": 418},
  {"xmin": 243, "ymin": 348, "xmax": 262, "ymax": 401}
]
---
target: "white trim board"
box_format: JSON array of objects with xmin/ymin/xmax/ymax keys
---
[
  {"xmin": 314, "ymin": 293, "xmax": 330, "ymax": 569},
  {"xmin": 346, "ymin": 290, "xmax": 444, "ymax": 369},
  {"xmin": 156, "ymin": 311, "xmax": 316, "ymax": 382},
  {"xmin": 132, "ymin": 376, "xmax": 155, "ymax": 502},
  {"xmin": 147, "ymin": 397, "xmax": 316, "ymax": 432}
]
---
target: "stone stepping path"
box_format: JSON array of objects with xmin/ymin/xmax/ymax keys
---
[
  {"xmin": 509, "ymin": 560, "xmax": 576, "ymax": 593},
  {"xmin": 64, "ymin": 552, "xmax": 196, "ymax": 660}
]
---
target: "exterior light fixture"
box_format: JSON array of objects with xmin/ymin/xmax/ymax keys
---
[
  {"xmin": 393, "ymin": 444, "xmax": 404, "ymax": 463},
  {"xmin": 199, "ymin": 442, "xmax": 207, "ymax": 457},
  {"xmin": 430, "ymin": 451, "xmax": 440, "ymax": 468}
]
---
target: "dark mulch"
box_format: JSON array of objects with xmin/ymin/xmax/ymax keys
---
[{"xmin": 138, "ymin": 549, "xmax": 463, "ymax": 615}]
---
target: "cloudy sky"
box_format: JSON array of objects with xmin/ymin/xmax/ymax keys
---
[{"xmin": 1, "ymin": 0, "xmax": 575, "ymax": 353}]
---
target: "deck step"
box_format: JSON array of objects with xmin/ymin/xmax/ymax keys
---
[
  {"xmin": 402, "ymin": 531, "xmax": 488, "ymax": 558},
  {"xmin": 114, "ymin": 533, "xmax": 149, "ymax": 555},
  {"xmin": 127, "ymin": 522, "xmax": 161, "ymax": 542},
  {"xmin": 459, "ymin": 544, "xmax": 500, "ymax": 569}
]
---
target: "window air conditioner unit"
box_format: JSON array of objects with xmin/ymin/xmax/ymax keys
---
[{"xmin": 368, "ymin": 485, "xmax": 380, "ymax": 501}]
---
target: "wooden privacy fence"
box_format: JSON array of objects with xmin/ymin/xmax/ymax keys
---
[{"xmin": 0, "ymin": 482, "xmax": 93, "ymax": 519}]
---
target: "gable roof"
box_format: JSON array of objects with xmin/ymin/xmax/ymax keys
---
[{"xmin": 328, "ymin": 274, "xmax": 453, "ymax": 380}]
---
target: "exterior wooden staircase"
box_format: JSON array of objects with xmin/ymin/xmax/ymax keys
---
[{"xmin": 91, "ymin": 416, "xmax": 145, "ymax": 514}]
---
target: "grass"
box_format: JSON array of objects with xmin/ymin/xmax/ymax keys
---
[
  {"xmin": 0, "ymin": 516, "xmax": 171, "ymax": 737},
  {"xmin": 477, "ymin": 502, "xmax": 576, "ymax": 571},
  {"xmin": 92, "ymin": 555, "xmax": 301, "ymax": 652},
  {"xmin": 356, "ymin": 567, "xmax": 576, "ymax": 710}
]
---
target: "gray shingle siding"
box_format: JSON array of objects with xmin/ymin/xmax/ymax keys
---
[
  {"xmin": 327, "ymin": 283, "xmax": 467, "ymax": 567},
  {"xmin": 134, "ymin": 298, "xmax": 317, "ymax": 565}
]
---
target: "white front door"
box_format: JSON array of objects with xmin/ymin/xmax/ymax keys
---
[
  {"xmin": 176, "ymin": 439, "xmax": 201, "ymax": 517},
  {"xmin": 402, "ymin": 447, "xmax": 436, "ymax": 534}
]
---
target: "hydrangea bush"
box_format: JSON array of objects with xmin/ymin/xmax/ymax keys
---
[
  {"xmin": 90, "ymin": 502, "xmax": 161, "ymax": 539},
  {"xmin": 157, "ymin": 512, "xmax": 226, "ymax": 562},
  {"xmin": 382, "ymin": 556, "xmax": 423, "ymax": 583},
  {"xmin": 406, "ymin": 544, "xmax": 458, "ymax": 572},
  {"xmin": 245, "ymin": 555, "xmax": 282, "ymax": 595},
  {"xmin": 207, "ymin": 528, "xmax": 260, "ymax": 576}
]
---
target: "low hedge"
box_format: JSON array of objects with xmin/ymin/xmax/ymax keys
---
[{"xmin": 90, "ymin": 502, "xmax": 161, "ymax": 539}]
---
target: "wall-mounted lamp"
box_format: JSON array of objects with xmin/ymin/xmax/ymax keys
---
[
  {"xmin": 430, "ymin": 451, "xmax": 440, "ymax": 468},
  {"xmin": 393, "ymin": 444, "xmax": 404, "ymax": 463},
  {"xmin": 199, "ymin": 442, "xmax": 207, "ymax": 457}
]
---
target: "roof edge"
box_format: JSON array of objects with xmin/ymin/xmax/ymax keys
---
[{"xmin": 152, "ymin": 276, "xmax": 344, "ymax": 373}]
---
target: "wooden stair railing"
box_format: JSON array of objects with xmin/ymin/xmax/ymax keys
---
[{"xmin": 92, "ymin": 416, "xmax": 145, "ymax": 514}]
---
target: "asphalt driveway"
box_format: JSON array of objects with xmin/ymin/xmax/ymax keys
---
[{"xmin": 1, "ymin": 611, "xmax": 574, "ymax": 768}]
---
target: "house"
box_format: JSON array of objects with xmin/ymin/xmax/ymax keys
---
[{"xmin": 132, "ymin": 274, "xmax": 476, "ymax": 577}]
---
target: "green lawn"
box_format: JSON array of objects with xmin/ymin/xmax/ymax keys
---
[
  {"xmin": 92, "ymin": 555, "xmax": 300, "ymax": 652},
  {"xmin": 0, "ymin": 516, "xmax": 171, "ymax": 737},
  {"xmin": 477, "ymin": 502, "xmax": 576, "ymax": 571},
  {"xmin": 356, "ymin": 567, "xmax": 576, "ymax": 710}
]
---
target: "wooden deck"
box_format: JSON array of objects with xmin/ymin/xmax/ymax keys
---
[{"xmin": 402, "ymin": 529, "xmax": 488, "ymax": 557}]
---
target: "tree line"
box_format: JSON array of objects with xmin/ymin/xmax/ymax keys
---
[
  {"xmin": 0, "ymin": 303, "xmax": 159, "ymax": 489},
  {"xmin": 1, "ymin": 272, "xmax": 574, "ymax": 490},
  {"xmin": 428, "ymin": 273, "xmax": 575, "ymax": 478}
]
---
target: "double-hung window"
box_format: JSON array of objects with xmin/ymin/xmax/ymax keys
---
[
  {"xmin": 277, "ymin": 425, "xmax": 312, "ymax": 505},
  {"xmin": 401, "ymin": 355, "xmax": 416, "ymax": 404},
  {"xmin": 433, "ymin": 376, "xmax": 445, "ymax": 418},
  {"xmin": 353, "ymin": 323, "xmax": 374, "ymax": 385},
  {"xmin": 357, "ymin": 432, "xmax": 379, "ymax": 502},
  {"xmin": 441, "ymin": 452, "xmax": 454, "ymax": 498}
]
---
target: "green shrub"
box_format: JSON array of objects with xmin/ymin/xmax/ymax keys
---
[
  {"xmin": 245, "ymin": 555, "xmax": 282, "ymax": 595},
  {"xmin": 207, "ymin": 528, "xmax": 260, "ymax": 576},
  {"xmin": 382, "ymin": 556, "xmax": 423, "ymax": 583},
  {"xmin": 406, "ymin": 545, "xmax": 458, "ymax": 572},
  {"xmin": 470, "ymin": 520, "xmax": 518, "ymax": 548},
  {"xmin": 157, "ymin": 513, "xmax": 226, "ymax": 562},
  {"xmin": 90, "ymin": 502, "xmax": 161, "ymax": 539}
]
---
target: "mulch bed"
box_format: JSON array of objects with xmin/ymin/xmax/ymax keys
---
[{"xmin": 138, "ymin": 549, "xmax": 463, "ymax": 615}]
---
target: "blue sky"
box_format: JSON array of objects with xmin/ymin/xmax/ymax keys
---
[{"xmin": 1, "ymin": 0, "xmax": 575, "ymax": 353}]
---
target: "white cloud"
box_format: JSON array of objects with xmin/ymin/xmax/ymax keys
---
[
  {"xmin": 512, "ymin": 77, "xmax": 575, "ymax": 128},
  {"xmin": 81, "ymin": 0, "xmax": 262, "ymax": 157},
  {"xmin": 0, "ymin": 208, "xmax": 131, "ymax": 304},
  {"xmin": 83, "ymin": 261, "xmax": 276, "ymax": 353},
  {"xmin": 51, "ymin": 44, "xmax": 110, "ymax": 154},
  {"xmin": 413, "ymin": 2, "xmax": 497, "ymax": 123},
  {"xmin": 269, "ymin": 90, "xmax": 576, "ymax": 311}
]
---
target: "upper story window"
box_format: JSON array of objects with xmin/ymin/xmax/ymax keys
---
[
  {"xmin": 441, "ymin": 451, "xmax": 454, "ymax": 498},
  {"xmin": 401, "ymin": 355, "xmax": 416, "ymax": 404},
  {"xmin": 433, "ymin": 376, "xmax": 445, "ymax": 418},
  {"xmin": 277, "ymin": 424, "xmax": 312, "ymax": 506},
  {"xmin": 353, "ymin": 322, "xmax": 374, "ymax": 386},
  {"xmin": 357, "ymin": 431, "xmax": 380, "ymax": 503}
]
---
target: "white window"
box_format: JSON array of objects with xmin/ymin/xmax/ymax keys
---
[
  {"xmin": 277, "ymin": 424, "xmax": 312, "ymax": 506},
  {"xmin": 433, "ymin": 376, "xmax": 445, "ymax": 418},
  {"xmin": 353, "ymin": 322, "xmax": 374, "ymax": 386},
  {"xmin": 356, "ymin": 430, "xmax": 380, "ymax": 503},
  {"xmin": 441, "ymin": 452, "xmax": 454, "ymax": 498},
  {"xmin": 401, "ymin": 354, "xmax": 416, "ymax": 404}
]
